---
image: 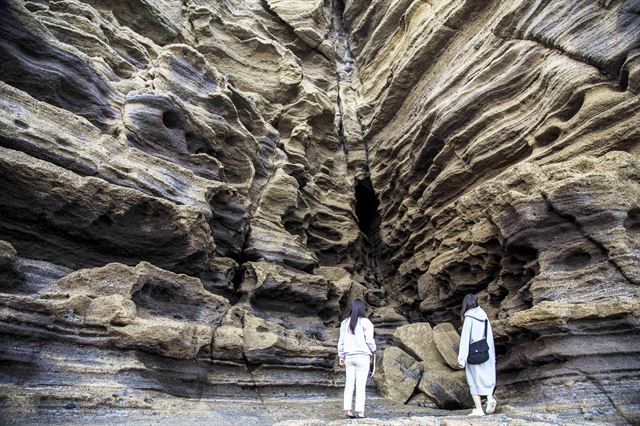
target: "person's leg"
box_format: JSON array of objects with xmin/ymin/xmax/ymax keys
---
[
  {"xmin": 486, "ymin": 390, "xmax": 497, "ymax": 414},
  {"xmin": 472, "ymin": 394, "xmax": 483, "ymax": 411},
  {"xmin": 343, "ymin": 357, "xmax": 356, "ymax": 415},
  {"xmin": 354, "ymin": 356, "xmax": 370, "ymax": 416},
  {"xmin": 467, "ymin": 394, "xmax": 485, "ymax": 416},
  {"xmin": 466, "ymin": 366, "xmax": 485, "ymax": 416}
]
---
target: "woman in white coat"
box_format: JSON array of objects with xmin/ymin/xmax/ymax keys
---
[
  {"xmin": 337, "ymin": 299, "xmax": 376, "ymax": 419},
  {"xmin": 457, "ymin": 294, "xmax": 497, "ymax": 416}
]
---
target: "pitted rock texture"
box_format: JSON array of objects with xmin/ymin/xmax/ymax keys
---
[
  {"xmin": 0, "ymin": 0, "xmax": 381, "ymax": 409},
  {"xmin": 0, "ymin": 0, "xmax": 639, "ymax": 423},
  {"xmin": 345, "ymin": 0, "xmax": 640, "ymax": 421}
]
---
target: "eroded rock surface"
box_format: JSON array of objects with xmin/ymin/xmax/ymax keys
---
[
  {"xmin": 345, "ymin": 0, "xmax": 640, "ymax": 421},
  {"xmin": 0, "ymin": 0, "xmax": 639, "ymax": 423}
]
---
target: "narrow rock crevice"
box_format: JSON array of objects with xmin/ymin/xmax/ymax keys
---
[
  {"xmin": 330, "ymin": 0, "xmax": 390, "ymax": 297},
  {"xmin": 331, "ymin": 0, "xmax": 352, "ymax": 155}
]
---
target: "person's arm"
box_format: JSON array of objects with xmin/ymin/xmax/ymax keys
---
[
  {"xmin": 338, "ymin": 321, "xmax": 345, "ymax": 361},
  {"xmin": 364, "ymin": 319, "xmax": 376, "ymax": 353},
  {"xmin": 487, "ymin": 320, "xmax": 495, "ymax": 363},
  {"xmin": 457, "ymin": 317, "xmax": 471, "ymax": 368}
]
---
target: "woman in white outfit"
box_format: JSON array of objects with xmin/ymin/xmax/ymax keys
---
[
  {"xmin": 337, "ymin": 299, "xmax": 376, "ymax": 419},
  {"xmin": 457, "ymin": 294, "xmax": 497, "ymax": 416}
]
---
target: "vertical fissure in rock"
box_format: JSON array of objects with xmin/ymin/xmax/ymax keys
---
[
  {"xmin": 332, "ymin": 0, "xmax": 349, "ymax": 154},
  {"xmin": 330, "ymin": 0, "xmax": 390, "ymax": 303},
  {"xmin": 353, "ymin": 175, "xmax": 390, "ymax": 302},
  {"xmin": 355, "ymin": 178, "xmax": 379, "ymax": 236}
]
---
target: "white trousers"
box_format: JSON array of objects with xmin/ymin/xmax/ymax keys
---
[{"xmin": 343, "ymin": 355, "xmax": 370, "ymax": 412}]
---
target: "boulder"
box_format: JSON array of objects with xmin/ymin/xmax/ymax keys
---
[
  {"xmin": 433, "ymin": 323, "xmax": 462, "ymax": 369},
  {"xmin": 389, "ymin": 321, "xmax": 473, "ymax": 408},
  {"xmin": 393, "ymin": 322, "xmax": 445, "ymax": 365},
  {"xmin": 375, "ymin": 347, "xmax": 423, "ymax": 404},
  {"xmin": 418, "ymin": 365, "xmax": 473, "ymax": 409},
  {"xmin": 406, "ymin": 392, "xmax": 437, "ymax": 408}
]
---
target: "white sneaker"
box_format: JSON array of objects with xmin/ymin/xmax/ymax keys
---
[
  {"xmin": 486, "ymin": 396, "xmax": 497, "ymax": 414},
  {"xmin": 468, "ymin": 408, "xmax": 485, "ymax": 417}
]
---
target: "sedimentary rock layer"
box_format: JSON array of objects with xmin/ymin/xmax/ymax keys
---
[
  {"xmin": 345, "ymin": 0, "xmax": 640, "ymax": 421},
  {"xmin": 0, "ymin": 0, "xmax": 363, "ymax": 406},
  {"xmin": 0, "ymin": 0, "xmax": 638, "ymax": 422}
]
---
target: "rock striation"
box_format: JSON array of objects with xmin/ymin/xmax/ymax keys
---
[
  {"xmin": 0, "ymin": 0, "xmax": 639, "ymax": 423},
  {"xmin": 344, "ymin": 0, "xmax": 640, "ymax": 422},
  {"xmin": 0, "ymin": 0, "xmax": 364, "ymax": 407}
]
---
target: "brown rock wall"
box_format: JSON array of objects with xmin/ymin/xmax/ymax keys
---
[{"xmin": 0, "ymin": 0, "xmax": 638, "ymax": 421}]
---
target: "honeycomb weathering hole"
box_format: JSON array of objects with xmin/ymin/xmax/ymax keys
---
[
  {"xmin": 13, "ymin": 119, "xmax": 29, "ymax": 129},
  {"xmin": 624, "ymin": 208, "xmax": 640, "ymax": 232},
  {"xmin": 162, "ymin": 110, "xmax": 182, "ymax": 129},
  {"xmin": 535, "ymin": 126, "xmax": 561, "ymax": 147},
  {"xmin": 556, "ymin": 92, "xmax": 584, "ymax": 122},
  {"xmin": 561, "ymin": 249, "xmax": 592, "ymax": 271},
  {"xmin": 620, "ymin": 68, "xmax": 629, "ymax": 91}
]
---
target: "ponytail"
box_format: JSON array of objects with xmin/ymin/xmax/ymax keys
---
[{"xmin": 349, "ymin": 299, "xmax": 366, "ymax": 334}]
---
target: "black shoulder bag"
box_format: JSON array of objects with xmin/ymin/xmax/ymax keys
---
[{"xmin": 466, "ymin": 318, "xmax": 489, "ymax": 365}]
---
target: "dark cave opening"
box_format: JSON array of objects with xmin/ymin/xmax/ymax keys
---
[
  {"xmin": 354, "ymin": 178, "xmax": 380, "ymax": 235},
  {"xmin": 353, "ymin": 176, "xmax": 394, "ymax": 308}
]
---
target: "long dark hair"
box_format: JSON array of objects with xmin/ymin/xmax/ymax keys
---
[
  {"xmin": 460, "ymin": 293, "xmax": 478, "ymax": 320},
  {"xmin": 349, "ymin": 299, "xmax": 366, "ymax": 334}
]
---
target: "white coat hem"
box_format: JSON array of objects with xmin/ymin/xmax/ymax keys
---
[{"xmin": 468, "ymin": 384, "xmax": 495, "ymax": 395}]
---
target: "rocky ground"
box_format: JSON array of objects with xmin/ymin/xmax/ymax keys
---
[
  {"xmin": 0, "ymin": 389, "xmax": 612, "ymax": 426},
  {"xmin": 0, "ymin": 0, "xmax": 639, "ymax": 423}
]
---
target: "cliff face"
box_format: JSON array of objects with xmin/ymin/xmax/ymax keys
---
[
  {"xmin": 345, "ymin": 0, "xmax": 640, "ymax": 420},
  {"xmin": 0, "ymin": 0, "xmax": 638, "ymax": 422}
]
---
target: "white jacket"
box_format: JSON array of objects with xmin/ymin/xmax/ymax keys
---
[
  {"xmin": 337, "ymin": 317, "xmax": 376, "ymax": 359},
  {"xmin": 457, "ymin": 306, "xmax": 495, "ymax": 368}
]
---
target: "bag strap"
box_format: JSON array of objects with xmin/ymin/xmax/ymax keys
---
[{"xmin": 466, "ymin": 316, "xmax": 488, "ymax": 340}]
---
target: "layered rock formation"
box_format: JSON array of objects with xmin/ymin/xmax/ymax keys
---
[
  {"xmin": 0, "ymin": 0, "xmax": 639, "ymax": 423},
  {"xmin": 0, "ymin": 0, "xmax": 369, "ymax": 408},
  {"xmin": 344, "ymin": 0, "xmax": 640, "ymax": 422}
]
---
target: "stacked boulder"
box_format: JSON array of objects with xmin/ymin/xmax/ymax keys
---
[{"xmin": 374, "ymin": 322, "xmax": 473, "ymax": 408}]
